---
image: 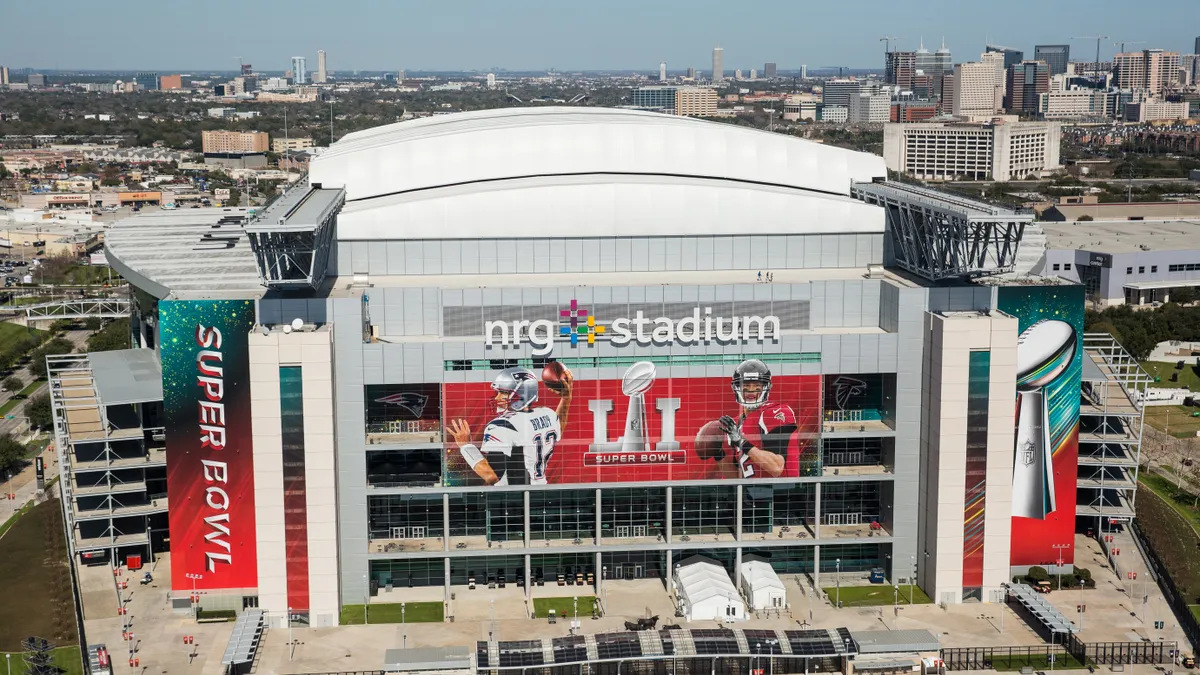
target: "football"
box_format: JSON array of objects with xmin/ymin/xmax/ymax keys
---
[
  {"xmin": 621, "ymin": 360, "xmax": 656, "ymax": 396},
  {"xmin": 542, "ymin": 361, "xmax": 571, "ymax": 395},
  {"xmin": 695, "ymin": 420, "xmax": 729, "ymax": 460},
  {"xmin": 1016, "ymin": 319, "xmax": 1076, "ymax": 392}
]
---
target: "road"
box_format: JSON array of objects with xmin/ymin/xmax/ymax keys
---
[{"xmin": 0, "ymin": 329, "xmax": 91, "ymax": 438}]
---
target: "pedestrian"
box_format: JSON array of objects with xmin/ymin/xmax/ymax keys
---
[{"xmin": 757, "ymin": 271, "xmax": 762, "ymax": 282}]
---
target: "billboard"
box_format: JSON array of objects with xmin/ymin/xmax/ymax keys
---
[
  {"xmin": 161, "ymin": 299, "xmax": 259, "ymax": 592},
  {"xmin": 440, "ymin": 359, "xmax": 821, "ymax": 485},
  {"xmin": 997, "ymin": 284, "xmax": 1084, "ymax": 567}
]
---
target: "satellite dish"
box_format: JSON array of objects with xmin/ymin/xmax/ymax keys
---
[
  {"xmin": 282, "ymin": 325, "xmax": 292, "ymax": 334},
  {"xmin": 291, "ymin": 318, "xmax": 304, "ymax": 331}
]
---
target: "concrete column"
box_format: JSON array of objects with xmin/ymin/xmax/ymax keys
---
[
  {"xmin": 444, "ymin": 558, "xmax": 451, "ymax": 611},
  {"xmin": 594, "ymin": 551, "xmax": 602, "ymax": 593},
  {"xmin": 814, "ymin": 482, "xmax": 822, "ymax": 539},
  {"xmin": 735, "ymin": 547, "xmax": 743, "ymax": 589},
  {"xmin": 523, "ymin": 491, "xmax": 531, "ymax": 549},
  {"xmin": 525, "ymin": 555, "xmax": 532, "ymax": 602},
  {"xmin": 443, "ymin": 493, "xmax": 450, "ymax": 552},
  {"xmin": 595, "ymin": 488, "xmax": 602, "ymax": 545},
  {"xmin": 813, "ymin": 544, "xmax": 821, "ymax": 590},
  {"xmin": 735, "ymin": 484, "xmax": 743, "ymax": 540},
  {"xmin": 665, "ymin": 486, "xmax": 673, "ymax": 541}
]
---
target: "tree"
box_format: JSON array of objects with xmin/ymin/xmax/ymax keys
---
[
  {"xmin": 2, "ymin": 376, "xmax": 23, "ymax": 394},
  {"xmin": 87, "ymin": 318, "xmax": 131, "ymax": 352},
  {"xmin": 1171, "ymin": 287, "xmax": 1196, "ymax": 306},
  {"xmin": 26, "ymin": 392, "xmax": 51, "ymax": 431},
  {"xmin": 29, "ymin": 337, "xmax": 74, "ymax": 380},
  {"xmin": 84, "ymin": 317, "xmax": 102, "ymax": 331},
  {"xmin": 0, "ymin": 433, "xmax": 26, "ymax": 475},
  {"xmin": 1076, "ymin": 214, "xmax": 1094, "ymax": 222},
  {"xmin": 0, "ymin": 162, "xmax": 9, "ymax": 180},
  {"xmin": 227, "ymin": 187, "xmax": 241, "ymax": 206}
]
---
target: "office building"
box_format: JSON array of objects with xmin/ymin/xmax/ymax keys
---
[
  {"xmin": 1195, "ymin": 36, "xmax": 1200, "ymax": 55},
  {"xmin": 201, "ymin": 130, "xmax": 269, "ymax": 159},
  {"xmin": 1124, "ymin": 100, "xmax": 1190, "ymax": 123},
  {"xmin": 631, "ymin": 86, "xmax": 677, "ymax": 111},
  {"xmin": 953, "ymin": 62, "xmax": 1003, "ymax": 117},
  {"xmin": 735, "ymin": 69, "xmax": 743, "ymax": 80},
  {"xmin": 315, "ymin": 50, "xmax": 328, "ymax": 83},
  {"xmin": 1182, "ymin": 55, "xmax": 1199, "ymax": 86},
  {"xmin": 939, "ymin": 73, "xmax": 955, "ymax": 113},
  {"xmin": 891, "ymin": 101, "xmax": 940, "ymax": 122},
  {"xmin": 1038, "ymin": 89, "xmax": 1116, "ymax": 119},
  {"xmin": 1005, "ymin": 61, "xmax": 1049, "ymax": 115},
  {"xmin": 886, "ymin": 51, "xmax": 916, "ymax": 90},
  {"xmin": 292, "ymin": 56, "xmax": 308, "ymax": 85},
  {"xmin": 135, "ymin": 72, "xmax": 160, "ymax": 91},
  {"xmin": 848, "ymin": 91, "xmax": 891, "ymax": 123},
  {"xmin": 883, "ymin": 120, "xmax": 1062, "ymax": 181},
  {"xmin": 712, "ymin": 46, "xmax": 724, "ymax": 82},
  {"xmin": 1034, "ymin": 45, "xmax": 1070, "ymax": 77},
  {"xmin": 933, "ymin": 39, "xmax": 953, "ymax": 74},
  {"xmin": 800, "ymin": 64, "xmax": 808, "ymax": 79},
  {"xmin": 486, "ymin": 73, "xmax": 496, "ymax": 89},
  {"xmin": 160, "ymin": 74, "xmax": 183, "ymax": 90},
  {"xmin": 272, "ymin": 135, "xmax": 315, "ymax": 153},
  {"xmin": 686, "ymin": 67, "xmax": 696, "ymax": 80},
  {"xmin": 397, "ymin": 70, "xmax": 405, "ymax": 82},
  {"xmin": 674, "ymin": 87, "xmax": 718, "ymax": 117},
  {"xmin": 659, "ymin": 62, "xmax": 667, "ymax": 81},
  {"xmin": 749, "ymin": 69, "xmax": 757, "ymax": 80},
  {"xmin": 821, "ymin": 79, "xmax": 868, "ymax": 108},
  {"xmin": 986, "ymin": 44, "xmax": 1024, "ymax": 69},
  {"xmin": 0, "ymin": 66, "xmax": 9, "ymax": 86},
  {"xmin": 66, "ymin": 107, "xmax": 1104, "ymax": 630},
  {"xmin": 764, "ymin": 62, "xmax": 777, "ymax": 79},
  {"xmin": 1114, "ymin": 49, "xmax": 1181, "ymax": 96},
  {"xmin": 28, "ymin": 73, "xmax": 46, "ymax": 87}
]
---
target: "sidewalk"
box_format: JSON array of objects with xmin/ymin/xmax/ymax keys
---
[{"xmin": 1, "ymin": 442, "xmax": 58, "ymax": 532}]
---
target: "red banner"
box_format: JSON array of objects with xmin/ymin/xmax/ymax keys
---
[{"xmin": 161, "ymin": 300, "xmax": 259, "ymax": 592}]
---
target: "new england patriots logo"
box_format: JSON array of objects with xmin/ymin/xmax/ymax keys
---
[
  {"xmin": 831, "ymin": 376, "xmax": 868, "ymax": 411},
  {"xmin": 374, "ymin": 392, "xmax": 429, "ymax": 417}
]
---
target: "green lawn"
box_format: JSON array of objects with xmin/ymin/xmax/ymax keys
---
[
  {"xmin": 338, "ymin": 601, "xmax": 444, "ymax": 625},
  {"xmin": 1191, "ymin": 605, "xmax": 1200, "ymax": 623},
  {"xmin": 0, "ymin": 498, "xmax": 78, "ymax": 651},
  {"xmin": 0, "ymin": 322, "xmax": 45, "ymax": 353},
  {"xmin": 989, "ymin": 653, "xmax": 1087, "ymax": 672},
  {"xmin": 1135, "ymin": 482, "xmax": 1200, "ymax": 616},
  {"xmin": 17, "ymin": 378, "xmax": 45, "ymax": 397},
  {"xmin": 1144, "ymin": 405, "xmax": 1200, "ymax": 438},
  {"xmin": 1142, "ymin": 361, "xmax": 1200, "ymax": 390},
  {"xmin": 532, "ymin": 596, "xmax": 597, "ymax": 618},
  {"xmin": 0, "ymin": 646, "xmax": 84, "ymax": 675},
  {"xmin": 822, "ymin": 584, "xmax": 932, "ymax": 607},
  {"xmin": 1139, "ymin": 472, "xmax": 1200, "ymax": 533}
]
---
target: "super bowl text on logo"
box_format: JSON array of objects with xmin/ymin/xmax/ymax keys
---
[
  {"xmin": 195, "ymin": 323, "xmax": 234, "ymax": 572},
  {"xmin": 486, "ymin": 304, "xmax": 780, "ymax": 356}
]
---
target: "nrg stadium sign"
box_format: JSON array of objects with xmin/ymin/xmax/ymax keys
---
[{"xmin": 485, "ymin": 304, "xmax": 781, "ymax": 356}]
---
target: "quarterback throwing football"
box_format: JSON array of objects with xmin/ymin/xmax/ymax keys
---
[
  {"xmin": 448, "ymin": 366, "xmax": 573, "ymax": 486},
  {"xmin": 713, "ymin": 359, "xmax": 799, "ymax": 478}
]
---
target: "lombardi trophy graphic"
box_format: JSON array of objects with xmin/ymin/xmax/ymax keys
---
[
  {"xmin": 1012, "ymin": 319, "xmax": 1076, "ymax": 520},
  {"xmin": 587, "ymin": 360, "xmax": 681, "ymax": 455}
]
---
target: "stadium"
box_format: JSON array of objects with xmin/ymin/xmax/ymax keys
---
[{"xmin": 47, "ymin": 107, "xmax": 1119, "ymax": 631}]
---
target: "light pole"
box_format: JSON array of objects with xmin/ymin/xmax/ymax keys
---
[
  {"xmin": 835, "ymin": 559, "xmax": 841, "ymax": 608},
  {"xmin": 1052, "ymin": 544, "xmax": 1070, "ymax": 591},
  {"xmin": 910, "ymin": 555, "xmax": 916, "ymax": 605},
  {"xmin": 766, "ymin": 639, "xmax": 778, "ymax": 675},
  {"xmin": 288, "ymin": 606, "xmax": 294, "ymax": 662},
  {"xmin": 401, "ymin": 602, "xmax": 406, "ymax": 648},
  {"xmin": 185, "ymin": 572, "xmax": 203, "ymax": 619},
  {"xmin": 363, "ymin": 573, "xmax": 369, "ymax": 624},
  {"xmin": 489, "ymin": 599, "xmax": 495, "ymax": 641},
  {"xmin": 893, "ymin": 585, "xmax": 899, "ymax": 628}
]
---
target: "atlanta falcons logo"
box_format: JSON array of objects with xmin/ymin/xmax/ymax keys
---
[
  {"xmin": 831, "ymin": 376, "xmax": 868, "ymax": 410},
  {"xmin": 374, "ymin": 392, "xmax": 429, "ymax": 417}
]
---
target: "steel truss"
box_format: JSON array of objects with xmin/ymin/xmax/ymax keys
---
[
  {"xmin": 851, "ymin": 181, "xmax": 1029, "ymax": 281},
  {"xmin": 25, "ymin": 298, "xmax": 130, "ymax": 321},
  {"xmin": 246, "ymin": 176, "xmax": 345, "ymax": 289}
]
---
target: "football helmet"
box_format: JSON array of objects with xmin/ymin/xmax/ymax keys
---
[
  {"xmin": 492, "ymin": 367, "xmax": 539, "ymax": 411},
  {"xmin": 732, "ymin": 359, "xmax": 772, "ymax": 410}
]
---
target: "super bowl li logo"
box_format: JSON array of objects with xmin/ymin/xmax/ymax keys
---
[{"xmin": 582, "ymin": 360, "xmax": 685, "ymax": 466}]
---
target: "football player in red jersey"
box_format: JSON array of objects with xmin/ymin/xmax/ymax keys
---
[{"xmin": 714, "ymin": 359, "xmax": 800, "ymax": 478}]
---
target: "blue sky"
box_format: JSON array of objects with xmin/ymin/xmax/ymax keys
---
[{"xmin": 2, "ymin": 0, "xmax": 1196, "ymax": 72}]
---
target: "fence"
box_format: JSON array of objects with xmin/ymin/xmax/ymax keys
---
[
  {"xmin": 943, "ymin": 639, "xmax": 1178, "ymax": 672},
  {"xmin": 942, "ymin": 645, "xmax": 1072, "ymax": 671},
  {"xmin": 1132, "ymin": 516, "xmax": 1200, "ymax": 653}
]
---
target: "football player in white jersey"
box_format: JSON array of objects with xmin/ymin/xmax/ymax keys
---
[{"xmin": 448, "ymin": 367, "xmax": 574, "ymax": 485}]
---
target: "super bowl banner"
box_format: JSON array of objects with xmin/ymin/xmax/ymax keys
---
[
  {"xmin": 440, "ymin": 359, "xmax": 822, "ymax": 485},
  {"xmin": 997, "ymin": 285, "xmax": 1084, "ymax": 567},
  {"xmin": 161, "ymin": 300, "xmax": 259, "ymax": 592}
]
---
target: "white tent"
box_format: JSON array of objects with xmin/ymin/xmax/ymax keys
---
[
  {"xmin": 739, "ymin": 558, "xmax": 786, "ymax": 611},
  {"xmin": 674, "ymin": 556, "xmax": 745, "ymax": 622}
]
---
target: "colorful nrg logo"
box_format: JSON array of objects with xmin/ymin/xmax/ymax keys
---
[{"xmin": 560, "ymin": 299, "xmax": 605, "ymax": 345}]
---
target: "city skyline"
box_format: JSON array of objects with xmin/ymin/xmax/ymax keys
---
[{"xmin": 0, "ymin": 0, "xmax": 1197, "ymax": 72}]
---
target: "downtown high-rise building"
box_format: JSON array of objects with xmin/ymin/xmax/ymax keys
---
[
  {"xmin": 712, "ymin": 46, "xmax": 724, "ymax": 82},
  {"xmin": 135, "ymin": 72, "xmax": 160, "ymax": 90},
  {"xmin": 1005, "ymin": 60, "xmax": 1049, "ymax": 114},
  {"xmin": 953, "ymin": 61, "xmax": 1003, "ymax": 117},
  {"xmin": 686, "ymin": 66, "xmax": 696, "ymax": 80},
  {"xmin": 764, "ymin": 62, "xmax": 777, "ymax": 78},
  {"xmin": 315, "ymin": 50, "xmax": 328, "ymax": 83},
  {"xmin": 1195, "ymin": 36, "xmax": 1200, "ymax": 55},
  {"xmin": 1114, "ymin": 49, "xmax": 1181, "ymax": 96},
  {"xmin": 800, "ymin": 64, "xmax": 808, "ymax": 79},
  {"xmin": 292, "ymin": 56, "xmax": 308, "ymax": 84},
  {"xmin": 1033, "ymin": 45, "xmax": 1069, "ymax": 77},
  {"xmin": 1, "ymin": 66, "xmax": 10, "ymax": 86},
  {"xmin": 886, "ymin": 51, "xmax": 916, "ymax": 90},
  {"xmin": 660, "ymin": 62, "xmax": 667, "ymax": 81},
  {"xmin": 986, "ymin": 44, "xmax": 1024, "ymax": 69}
]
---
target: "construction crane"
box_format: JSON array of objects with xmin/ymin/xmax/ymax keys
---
[
  {"xmin": 880, "ymin": 36, "xmax": 902, "ymax": 54},
  {"xmin": 1113, "ymin": 40, "xmax": 1145, "ymax": 54},
  {"xmin": 1070, "ymin": 35, "xmax": 1109, "ymax": 71}
]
